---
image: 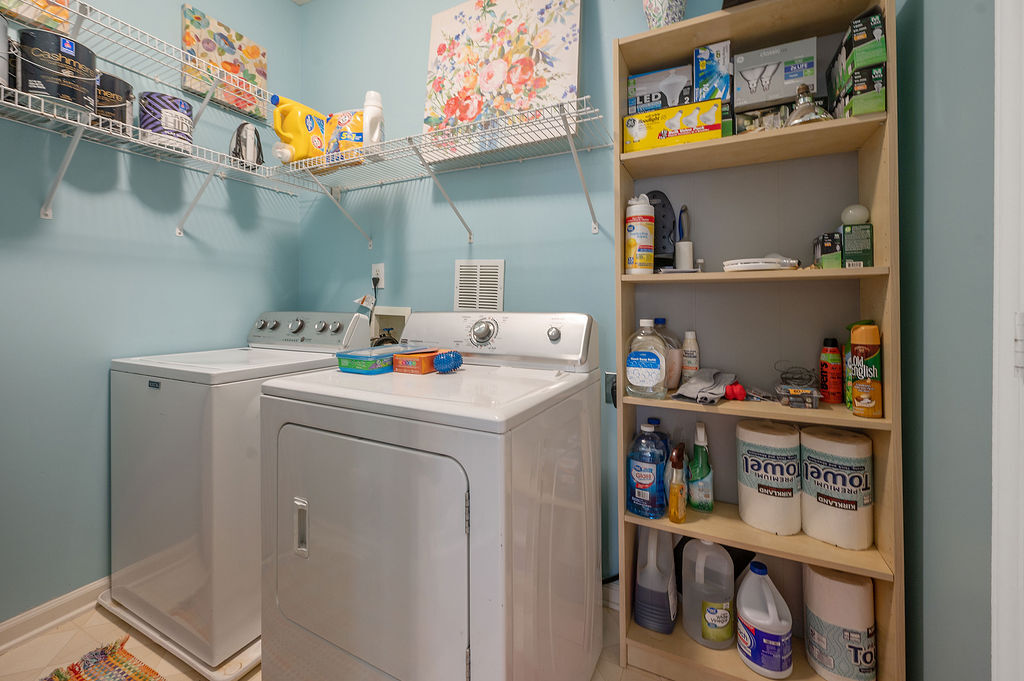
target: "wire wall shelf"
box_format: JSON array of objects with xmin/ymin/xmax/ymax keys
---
[
  {"xmin": 278, "ymin": 97, "xmax": 610, "ymax": 192},
  {"xmin": 0, "ymin": 0, "xmax": 609, "ymax": 241},
  {"xmin": 2, "ymin": 0, "xmax": 271, "ymax": 117},
  {"xmin": 0, "ymin": 84, "xmax": 318, "ymax": 194}
]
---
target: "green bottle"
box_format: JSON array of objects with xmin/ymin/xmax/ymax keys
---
[{"xmin": 688, "ymin": 422, "xmax": 714, "ymax": 512}]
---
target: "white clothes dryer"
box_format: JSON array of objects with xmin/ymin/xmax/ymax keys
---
[
  {"xmin": 102, "ymin": 311, "xmax": 369, "ymax": 681},
  {"xmin": 259, "ymin": 312, "xmax": 602, "ymax": 681}
]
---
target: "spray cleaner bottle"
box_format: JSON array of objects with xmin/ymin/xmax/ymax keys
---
[{"xmin": 688, "ymin": 422, "xmax": 714, "ymax": 512}]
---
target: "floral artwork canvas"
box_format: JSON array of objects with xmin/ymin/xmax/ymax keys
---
[
  {"xmin": 423, "ymin": 0, "xmax": 581, "ymax": 137},
  {"xmin": 181, "ymin": 5, "xmax": 268, "ymax": 120}
]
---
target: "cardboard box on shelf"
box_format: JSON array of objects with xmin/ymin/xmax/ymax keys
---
[
  {"xmin": 622, "ymin": 100, "xmax": 722, "ymax": 152},
  {"xmin": 734, "ymin": 37, "xmax": 816, "ymax": 111},
  {"xmin": 814, "ymin": 232, "xmax": 843, "ymax": 269},
  {"xmin": 842, "ymin": 223, "xmax": 874, "ymax": 268},
  {"xmin": 627, "ymin": 65, "xmax": 693, "ymax": 115},
  {"xmin": 694, "ymin": 41, "xmax": 733, "ymax": 136}
]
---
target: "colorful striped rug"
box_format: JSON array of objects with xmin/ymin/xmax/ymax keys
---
[{"xmin": 40, "ymin": 636, "xmax": 164, "ymax": 681}]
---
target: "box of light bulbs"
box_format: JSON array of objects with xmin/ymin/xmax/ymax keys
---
[
  {"xmin": 627, "ymin": 65, "xmax": 693, "ymax": 115},
  {"xmin": 734, "ymin": 38, "xmax": 818, "ymax": 111},
  {"xmin": 621, "ymin": 99, "xmax": 722, "ymax": 152},
  {"xmin": 833, "ymin": 64, "xmax": 886, "ymax": 117}
]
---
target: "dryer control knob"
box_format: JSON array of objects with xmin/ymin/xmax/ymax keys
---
[
  {"xmin": 329, "ymin": 321, "xmax": 343, "ymax": 334},
  {"xmin": 255, "ymin": 319, "xmax": 267, "ymax": 330},
  {"xmin": 547, "ymin": 327, "xmax": 561, "ymax": 342},
  {"xmin": 289, "ymin": 319, "xmax": 304, "ymax": 334},
  {"xmin": 472, "ymin": 319, "xmax": 496, "ymax": 345},
  {"xmin": 268, "ymin": 320, "xmax": 280, "ymax": 330},
  {"xmin": 314, "ymin": 321, "xmax": 327, "ymax": 333}
]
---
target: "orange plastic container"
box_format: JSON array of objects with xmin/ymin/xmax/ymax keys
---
[{"xmin": 393, "ymin": 348, "xmax": 445, "ymax": 375}]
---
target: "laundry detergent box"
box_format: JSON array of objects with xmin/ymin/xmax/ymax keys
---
[
  {"xmin": 336, "ymin": 345, "xmax": 429, "ymax": 374},
  {"xmin": 734, "ymin": 37, "xmax": 817, "ymax": 111},
  {"xmin": 627, "ymin": 64, "xmax": 693, "ymax": 115},
  {"xmin": 393, "ymin": 348, "xmax": 446, "ymax": 375},
  {"xmin": 622, "ymin": 100, "xmax": 722, "ymax": 152}
]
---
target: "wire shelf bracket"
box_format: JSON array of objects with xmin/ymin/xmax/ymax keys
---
[
  {"xmin": 559, "ymin": 103, "xmax": 600, "ymax": 235},
  {"xmin": 40, "ymin": 127, "xmax": 85, "ymax": 220},
  {"xmin": 408, "ymin": 139, "xmax": 474, "ymax": 244},
  {"xmin": 175, "ymin": 167, "xmax": 219, "ymax": 237},
  {"xmin": 304, "ymin": 172, "xmax": 373, "ymax": 249}
]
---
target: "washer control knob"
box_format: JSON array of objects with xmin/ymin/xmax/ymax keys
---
[
  {"xmin": 472, "ymin": 319, "xmax": 497, "ymax": 345},
  {"xmin": 314, "ymin": 321, "xmax": 327, "ymax": 333},
  {"xmin": 255, "ymin": 319, "xmax": 267, "ymax": 330},
  {"xmin": 329, "ymin": 321, "xmax": 343, "ymax": 334},
  {"xmin": 288, "ymin": 319, "xmax": 304, "ymax": 334},
  {"xmin": 547, "ymin": 327, "xmax": 561, "ymax": 342},
  {"xmin": 268, "ymin": 320, "xmax": 280, "ymax": 330}
]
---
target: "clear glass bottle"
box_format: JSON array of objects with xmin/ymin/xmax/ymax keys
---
[
  {"xmin": 786, "ymin": 84, "xmax": 833, "ymax": 127},
  {"xmin": 626, "ymin": 424, "xmax": 668, "ymax": 519},
  {"xmin": 626, "ymin": 319, "xmax": 668, "ymax": 399},
  {"xmin": 654, "ymin": 318, "xmax": 684, "ymax": 390}
]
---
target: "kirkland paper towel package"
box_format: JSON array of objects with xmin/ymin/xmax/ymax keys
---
[
  {"xmin": 803, "ymin": 565, "xmax": 876, "ymax": 681},
  {"xmin": 736, "ymin": 420, "xmax": 802, "ymax": 536},
  {"xmin": 800, "ymin": 427, "xmax": 874, "ymax": 550}
]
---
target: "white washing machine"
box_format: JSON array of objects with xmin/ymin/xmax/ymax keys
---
[
  {"xmin": 102, "ymin": 311, "xmax": 369, "ymax": 681},
  {"xmin": 259, "ymin": 312, "xmax": 603, "ymax": 681}
]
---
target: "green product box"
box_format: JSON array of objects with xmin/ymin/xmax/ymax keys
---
[
  {"xmin": 815, "ymin": 232, "xmax": 843, "ymax": 269},
  {"xmin": 827, "ymin": 11, "xmax": 887, "ymax": 109},
  {"xmin": 842, "ymin": 223, "xmax": 874, "ymax": 268}
]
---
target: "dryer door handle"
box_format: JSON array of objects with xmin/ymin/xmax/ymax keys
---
[{"xmin": 294, "ymin": 497, "xmax": 309, "ymax": 559}]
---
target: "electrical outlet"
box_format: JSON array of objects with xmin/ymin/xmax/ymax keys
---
[{"xmin": 371, "ymin": 263, "xmax": 385, "ymax": 289}]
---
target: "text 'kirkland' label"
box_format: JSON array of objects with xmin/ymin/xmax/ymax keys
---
[
  {"xmin": 702, "ymin": 600, "xmax": 734, "ymax": 641},
  {"xmin": 737, "ymin": 439, "xmax": 800, "ymax": 498},
  {"xmin": 626, "ymin": 350, "xmax": 665, "ymax": 388},
  {"xmin": 802, "ymin": 446, "xmax": 873, "ymax": 512},
  {"xmin": 805, "ymin": 607, "xmax": 876, "ymax": 681},
  {"xmin": 737, "ymin": 614, "xmax": 792, "ymax": 674}
]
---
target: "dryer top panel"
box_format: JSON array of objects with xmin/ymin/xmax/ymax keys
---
[
  {"xmin": 261, "ymin": 363, "xmax": 598, "ymax": 433},
  {"xmin": 111, "ymin": 347, "xmax": 337, "ymax": 385}
]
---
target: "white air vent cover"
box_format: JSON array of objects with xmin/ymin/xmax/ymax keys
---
[{"xmin": 454, "ymin": 259, "xmax": 505, "ymax": 312}]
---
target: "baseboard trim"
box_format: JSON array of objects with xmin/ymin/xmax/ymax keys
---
[
  {"xmin": 603, "ymin": 579, "xmax": 620, "ymax": 611},
  {"xmin": 0, "ymin": 576, "xmax": 110, "ymax": 653}
]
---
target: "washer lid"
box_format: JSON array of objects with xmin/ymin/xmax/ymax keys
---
[
  {"xmin": 111, "ymin": 348, "xmax": 337, "ymax": 385},
  {"xmin": 261, "ymin": 364, "xmax": 599, "ymax": 433}
]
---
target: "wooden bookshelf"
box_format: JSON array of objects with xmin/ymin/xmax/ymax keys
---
[{"xmin": 613, "ymin": 1, "xmax": 905, "ymax": 680}]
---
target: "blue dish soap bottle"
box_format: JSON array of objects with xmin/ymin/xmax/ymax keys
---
[{"xmin": 627, "ymin": 423, "xmax": 668, "ymax": 519}]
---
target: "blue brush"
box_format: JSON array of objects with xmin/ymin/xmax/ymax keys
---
[{"xmin": 433, "ymin": 351, "xmax": 463, "ymax": 374}]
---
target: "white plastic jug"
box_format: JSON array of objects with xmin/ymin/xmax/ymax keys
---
[
  {"xmin": 736, "ymin": 561, "xmax": 793, "ymax": 679},
  {"xmin": 681, "ymin": 539, "xmax": 735, "ymax": 649},
  {"xmin": 633, "ymin": 526, "xmax": 677, "ymax": 634}
]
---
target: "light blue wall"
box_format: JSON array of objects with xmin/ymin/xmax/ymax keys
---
[
  {"xmin": 296, "ymin": 0, "xmax": 723, "ymax": 581},
  {"xmin": 895, "ymin": 0, "xmax": 993, "ymax": 679},
  {"xmin": 0, "ymin": 0, "xmax": 305, "ymax": 621}
]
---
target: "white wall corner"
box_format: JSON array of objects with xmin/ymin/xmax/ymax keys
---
[{"xmin": 992, "ymin": 0, "xmax": 1024, "ymax": 677}]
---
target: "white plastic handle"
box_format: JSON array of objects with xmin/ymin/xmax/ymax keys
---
[{"xmin": 294, "ymin": 497, "xmax": 309, "ymax": 558}]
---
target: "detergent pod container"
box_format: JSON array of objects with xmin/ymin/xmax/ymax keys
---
[{"xmin": 270, "ymin": 94, "xmax": 328, "ymax": 164}]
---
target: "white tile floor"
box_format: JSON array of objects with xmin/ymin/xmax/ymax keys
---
[{"xmin": 0, "ymin": 606, "xmax": 668, "ymax": 681}]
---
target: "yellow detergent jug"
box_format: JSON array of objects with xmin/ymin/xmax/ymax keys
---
[{"xmin": 270, "ymin": 94, "xmax": 329, "ymax": 164}]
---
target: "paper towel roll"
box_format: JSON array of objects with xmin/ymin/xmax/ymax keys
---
[
  {"xmin": 803, "ymin": 565, "xmax": 876, "ymax": 681},
  {"xmin": 736, "ymin": 420, "xmax": 801, "ymax": 535},
  {"xmin": 800, "ymin": 427, "xmax": 873, "ymax": 550}
]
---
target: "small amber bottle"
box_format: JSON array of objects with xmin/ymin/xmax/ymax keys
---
[{"xmin": 668, "ymin": 443, "xmax": 688, "ymax": 523}]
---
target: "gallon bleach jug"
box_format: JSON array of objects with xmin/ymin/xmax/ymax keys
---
[
  {"xmin": 634, "ymin": 526, "xmax": 676, "ymax": 634},
  {"xmin": 681, "ymin": 539, "xmax": 735, "ymax": 649},
  {"xmin": 737, "ymin": 561, "xmax": 793, "ymax": 679}
]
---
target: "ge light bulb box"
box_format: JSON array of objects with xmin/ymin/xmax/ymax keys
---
[
  {"xmin": 734, "ymin": 37, "xmax": 816, "ymax": 111},
  {"xmin": 622, "ymin": 100, "xmax": 722, "ymax": 152},
  {"xmin": 627, "ymin": 65, "xmax": 693, "ymax": 115},
  {"xmin": 694, "ymin": 41, "xmax": 733, "ymax": 136}
]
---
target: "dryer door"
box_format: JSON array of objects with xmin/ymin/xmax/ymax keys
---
[{"xmin": 275, "ymin": 425, "xmax": 469, "ymax": 681}]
